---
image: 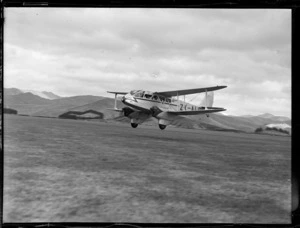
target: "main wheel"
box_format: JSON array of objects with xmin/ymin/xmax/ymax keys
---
[
  {"xmin": 159, "ymin": 124, "xmax": 166, "ymax": 130},
  {"xmin": 131, "ymin": 123, "xmax": 138, "ymax": 128}
]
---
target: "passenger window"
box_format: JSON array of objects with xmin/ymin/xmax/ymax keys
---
[
  {"xmin": 135, "ymin": 91, "xmax": 144, "ymax": 98},
  {"xmin": 153, "ymin": 95, "xmax": 158, "ymax": 101},
  {"xmin": 145, "ymin": 94, "xmax": 152, "ymax": 99}
]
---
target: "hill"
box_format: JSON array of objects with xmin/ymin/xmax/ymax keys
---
[
  {"xmin": 257, "ymin": 113, "xmax": 290, "ymax": 122},
  {"xmin": 4, "ymin": 88, "xmax": 61, "ymax": 100},
  {"xmin": 4, "ymin": 88, "xmax": 24, "ymax": 96},
  {"xmin": 186, "ymin": 113, "xmax": 287, "ymax": 132},
  {"xmin": 4, "ymin": 92, "xmax": 104, "ymax": 117},
  {"xmin": 4, "ymin": 92, "xmax": 53, "ymax": 105},
  {"xmin": 4, "ymin": 93, "xmax": 53, "ymax": 115},
  {"xmin": 4, "ymin": 88, "xmax": 291, "ymax": 133},
  {"xmin": 31, "ymin": 96, "xmax": 105, "ymax": 117},
  {"xmin": 68, "ymin": 98, "xmax": 125, "ymax": 119},
  {"xmin": 23, "ymin": 90, "xmax": 61, "ymax": 100}
]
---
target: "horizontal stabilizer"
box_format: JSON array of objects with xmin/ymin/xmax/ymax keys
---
[{"xmin": 107, "ymin": 91, "xmax": 128, "ymax": 95}]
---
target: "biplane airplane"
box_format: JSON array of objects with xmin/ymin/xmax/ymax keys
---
[{"xmin": 107, "ymin": 86, "xmax": 227, "ymax": 130}]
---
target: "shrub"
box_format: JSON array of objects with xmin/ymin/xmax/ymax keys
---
[
  {"xmin": 59, "ymin": 110, "xmax": 104, "ymax": 120},
  {"xmin": 255, "ymin": 127, "xmax": 263, "ymax": 133},
  {"xmin": 265, "ymin": 126, "xmax": 289, "ymax": 135},
  {"xmin": 4, "ymin": 108, "xmax": 18, "ymax": 114}
]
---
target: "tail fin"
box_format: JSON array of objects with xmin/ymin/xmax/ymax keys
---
[{"xmin": 200, "ymin": 91, "xmax": 214, "ymax": 108}]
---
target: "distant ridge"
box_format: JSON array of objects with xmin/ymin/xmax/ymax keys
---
[
  {"xmin": 4, "ymin": 90, "xmax": 103, "ymax": 117},
  {"xmin": 5, "ymin": 92, "xmax": 53, "ymax": 105},
  {"xmin": 240, "ymin": 114, "xmax": 255, "ymax": 118},
  {"xmin": 258, "ymin": 113, "xmax": 274, "ymax": 118},
  {"xmin": 4, "ymin": 87, "xmax": 291, "ymax": 133},
  {"xmin": 4, "ymin": 88, "xmax": 62, "ymax": 100},
  {"xmin": 4, "ymin": 92, "xmax": 53, "ymax": 115},
  {"xmin": 42, "ymin": 91, "xmax": 61, "ymax": 99},
  {"xmin": 22, "ymin": 90, "xmax": 62, "ymax": 100},
  {"xmin": 4, "ymin": 88, "xmax": 24, "ymax": 96},
  {"xmin": 257, "ymin": 113, "xmax": 290, "ymax": 122}
]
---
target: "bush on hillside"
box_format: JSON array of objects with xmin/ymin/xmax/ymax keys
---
[
  {"xmin": 255, "ymin": 127, "xmax": 263, "ymax": 133},
  {"xmin": 4, "ymin": 108, "xmax": 18, "ymax": 114},
  {"xmin": 266, "ymin": 126, "xmax": 289, "ymax": 135},
  {"xmin": 59, "ymin": 110, "xmax": 104, "ymax": 120}
]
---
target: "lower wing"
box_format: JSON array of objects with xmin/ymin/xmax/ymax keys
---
[
  {"xmin": 167, "ymin": 108, "xmax": 226, "ymax": 116},
  {"xmin": 155, "ymin": 111, "xmax": 200, "ymax": 128}
]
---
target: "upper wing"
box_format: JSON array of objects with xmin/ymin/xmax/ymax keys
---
[
  {"xmin": 107, "ymin": 91, "xmax": 128, "ymax": 95},
  {"xmin": 167, "ymin": 108, "xmax": 226, "ymax": 116},
  {"xmin": 155, "ymin": 85, "xmax": 227, "ymax": 97}
]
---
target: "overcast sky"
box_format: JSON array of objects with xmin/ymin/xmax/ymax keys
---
[{"xmin": 4, "ymin": 8, "xmax": 291, "ymax": 117}]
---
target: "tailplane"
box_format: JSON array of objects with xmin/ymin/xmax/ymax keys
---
[{"xmin": 200, "ymin": 91, "xmax": 214, "ymax": 108}]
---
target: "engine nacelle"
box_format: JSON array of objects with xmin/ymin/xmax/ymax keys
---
[
  {"xmin": 122, "ymin": 107, "xmax": 135, "ymax": 117},
  {"xmin": 158, "ymin": 118, "xmax": 171, "ymax": 126},
  {"xmin": 131, "ymin": 118, "xmax": 140, "ymax": 124},
  {"xmin": 123, "ymin": 109, "xmax": 151, "ymax": 124},
  {"xmin": 149, "ymin": 106, "xmax": 162, "ymax": 117}
]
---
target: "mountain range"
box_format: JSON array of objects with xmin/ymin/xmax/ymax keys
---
[
  {"xmin": 3, "ymin": 88, "xmax": 291, "ymax": 134},
  {"xmin": 4, "ymin": 88, "xmax": 61, "ymax": 100}
]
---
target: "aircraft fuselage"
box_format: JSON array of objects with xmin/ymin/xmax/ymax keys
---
[
  {"xmin": 107, "ymin": 86, "xmax": 226, "ymax": 129},
  {"xmin": 121, "ymin": 90, "xmax": 205, "ymax": 113}
]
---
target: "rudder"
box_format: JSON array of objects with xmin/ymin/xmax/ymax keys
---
[{"xmin": 200, "ymin": 91, "xmax": 214, "ymax": 107}]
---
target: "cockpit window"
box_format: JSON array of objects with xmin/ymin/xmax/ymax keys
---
[
  {"xmin": 144, "ymin": 94, "xmax": 152, "ymax": 99},
  {"xmin": 129, "ymin": 90, "xmax": 170, "ymax": 103},
  {"xmin": 130, "ymin": 90, "xmax": 137, "ymax": 95},
  {"xmin": 133, "ymin": 90, "xmax": 144, "ymax": 98}
]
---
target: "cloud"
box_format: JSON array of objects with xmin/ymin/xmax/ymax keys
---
[{"xmin": 4, "ymin": 8, "xmax": 291, "ymax": 117}]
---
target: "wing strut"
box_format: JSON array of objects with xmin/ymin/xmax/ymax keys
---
[
  {"xmin": 177, "ymin": 91, "xmax": 179, "ymax": 111},
  {"xmin": 107, "ymin": 91, "xmax": 127, "ymax": 111},
  {"xmin": 205, "ymin": 89, "xmax": 207, "ymax": 110},
  {"xmin": 114, "ymin": 93, "xmax": 118, "ymax": 109}
]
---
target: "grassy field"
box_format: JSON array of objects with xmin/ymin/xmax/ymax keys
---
[{"xmin": 3, "ymin": 115, "xmax": 291, "ymax": 223}]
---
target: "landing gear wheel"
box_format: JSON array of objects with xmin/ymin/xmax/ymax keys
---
[
  {"xmin": 131, "ymin": 123, "xmax": 138, "ymax": 128},
  {"xmin": 159, "ymin": 124, "xmax": 166, "ymax": 130}
]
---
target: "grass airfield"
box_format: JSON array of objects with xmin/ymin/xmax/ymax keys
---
[{"xmin": 4, "ymin": 115, "xmax": 291, "ymax": 223}]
